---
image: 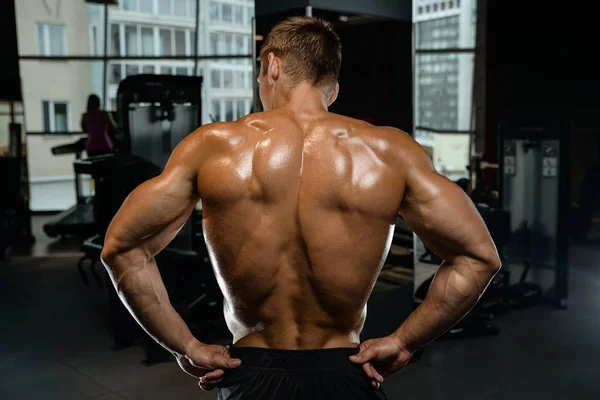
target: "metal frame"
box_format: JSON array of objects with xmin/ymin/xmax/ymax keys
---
[{"xmin": 497, "ymin": 121, "xmax": 570, "ymax": 309}]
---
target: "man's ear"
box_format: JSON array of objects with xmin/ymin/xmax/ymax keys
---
[
  {"xmin": 327, "ymin": 82, "xmax": 340, "ymax": 107},
  {"xmin": 267, "ymin": 52, "xmax": 280, "ymax": 86}
]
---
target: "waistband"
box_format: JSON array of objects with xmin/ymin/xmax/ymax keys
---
[{"xmin": 228, "ymin": 346, "xmax": 360, "ymax": 370}]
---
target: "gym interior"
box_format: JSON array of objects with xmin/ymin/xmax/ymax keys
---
[{"xmin": 1, "ymin": 0, "xmax": 599, "ymax": 399}]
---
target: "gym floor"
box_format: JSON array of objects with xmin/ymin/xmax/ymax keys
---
[{"xmin": 1, "ymin": 216, "xmax": 599, "ymax": 400}]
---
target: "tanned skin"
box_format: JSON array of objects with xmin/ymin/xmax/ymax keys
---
[{"xmin": 101, "ymin": 51, "xmax": 501, "ymax": 391}]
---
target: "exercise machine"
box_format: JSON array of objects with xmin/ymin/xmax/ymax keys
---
[
  {"xmin": 498, "ymin": 121, "xmax": 570, "ymax": 309},
  {"xmin": 42, "ymin": 137, "xmax": 97, "ymax": 239}
]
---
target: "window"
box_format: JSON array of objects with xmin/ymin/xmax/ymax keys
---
[
  {"xmin": 176, "ymin": 67, "xmax": 189, "ymax": 75},
  {"xmin": 236, "ymin": 71, "xmax": 244, "ymax": 88},
  {"xmin": 161, "ymin": 66, "xmax": 173, "ymax": 75},
  {"xmin": 125, "ymin": 25, "xmax": 138, "ymax": 56},
  {"xmin": 141, "ymin": 27, "xmax": 154, "ymax": 56},
  {"xmin": 225, "ymin": 100, "xmax": 234, "ymax": 121},
  {"xmin": 222, "ymin": 4, "xmax": 232, "ymax": 22},
  {"xmin": 36, "ymin": 23, "xmax": 66, "ymax": 56},
  {"xmin": 247, "ymin": 6, "xmax": 254, "ymax": 25},
  {"xmin": 126, "ymin": 64, "xmax": 140, "ymax": 76},
  {"xmin": 235, "ymin": 6, "xmax": 244, "ymax": 24},
  {"xmin": 110, "ymin": 63, "xmax": 123, "ymax": 84},
  {"xmin": 175, "ymin": 30, "xmax": 187, "ymax": 55},
  {"xmin": 235, "ymin": 35, "xmax": 244, "ymax": 55},
  {"xmin": 174, "ymin": 0, "xmax": 186, "ymax": 16},
  {"xmin": 140, "ymin": 0, "xmax": 153, "ymax": 13},
  {"xmin": 110, "ymin": 24, "xmax": 120, "ymax": 56},
  {"xmin": 237, "ymin": 100, "xmax": 246, "ymax": 117},
  {"xmin": 224, "ymin": 70, "xmax": 233, "ymax": 89},
  {"xmin": 143, "ymin": 65, "xmax": 155, "ymax": 74},
  {"xmin": 42, "ymin": 101, "xmax": 69, "ymax": 132},
  {"xmin": 159, "ymin": 0, "xmax": 171, "ymax": 14},
  {"xmin": 123, "ymin": 0, "xmax": 136, "ymax": 11},
  {"xmin": 210, "ymin": 33, "xmax": 219, "ymax": 55},
  {"xmin": 160, "ymin": 29, "xmax": 172, "ymax": 55},
  {"xmin": 212, "ymin": 100, "xmax": 221, "ymax": 122},
  {"xmin": 210, "ymin": 2, "xmax": 219, "ymax": 20},
  {"xmin": 224, "ymin": 33, "xmax": 233, "ymax": 54},
  {"xmin": 189, "ymin": 0, "xmax": 197, "ymax": 17},
  {"xmin": 212, "ymin": 70, "xmax": 221, "ymax": 88}
]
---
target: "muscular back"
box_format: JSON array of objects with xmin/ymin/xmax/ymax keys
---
[{"xmin": 196, "ymin": 111, "xmax": 406, "ymax": 349}]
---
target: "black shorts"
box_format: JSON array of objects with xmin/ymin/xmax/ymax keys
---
[{"xmin": 218, "ymin": 346, "xmax": 388, "ymax": 400}]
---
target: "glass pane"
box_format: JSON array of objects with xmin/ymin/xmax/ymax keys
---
[
  {"xmin": 158, "ymin": 0, "xmax": 171, "ymax": 14},
  {"xmin": 143, "ymin": 65, "xmax": 155, "ymax": 74},
  {"xmin": 36, "ymin": 24, "xmax": 44, "ymax": 55},
  {"xmin": 110, "ymin": 24, "xmax": 120, "ymax": 56},
  {"xmin": 174, "ymin": 0, "xmax": 186, "ymax": 16},
  {"xmin": 42, "ymin": 101, "xmax": 50, "ymax": 132},
  {"xmin": 125, "ymin": 25, "xmax": 139, "ymax": 56},
  {"xmin": 222, "ymin": 4, "xmax": 233, "ymax": 22},
  {"xmin": 189, "ymin": 0, "xmax": 197, "ymax": 18},
  {"xmin": 126, "ymin": 64, "xmax": 140, "ymax": 76},
  {"xmin": 123, "ymin": 0, "xmax": 137, "ymax": 11},
  {"xmin": 210, "ymin": 33, "xmax": 219, "ymax": 55},
  {"xmin": 223, "ymin": 70, "xmax": 233, "ymax": 89},
  {"xmin": 236, "ymin": 100, "xmax": 246, "ymax": 118},
  {"xmin": 48, "ymin": 25, "xmax": 65, "ymax": 56},
  {"xmin": 54, "ymin": 103, "xmax": 68, "ymax": 132},
  {"xmin": 212, "ymin": 100, "xmax": 221, "ymax": 122},
  {"xmin": 176, "ymin": 67, "xmax": 188, "ymax": 75},
  {"xmin": 246, "ymin": 6, "xmax": 254, "ymax": 25},
  {"xmin": 110, "ymin": 63, "xmax": 123, "ymax": 84},
  {"xmin": 415, "ymin": 0, "xmax": 477, "ymax": 50},
  {"xmin": 19, "ymin": 60, "xmax": 104, "ymax": 211},
  {"xmin": 160, "ymin": 29, "xmax": 172, "ymax": 56},
  {"xmin": 235, "ymin": 71, "xmax": 244, "ymax": 89},
  {"xmin": 235, "ymin": 6, "xmax": 243, "ymax": 24},
  {"xmin": 210, "ymin": 2, "xmax": 219, "ymax": 20},
  {"xmin": 211, "ymin": 70, "xmax": 221, "ymax": 88},
  {"xmin": 175, "ymin": 30, "xmax": 186, "ymax": 55},
  {"xmin": 415, "ymin": 53, "xmax": 474, "ymax": 131},
  {"xmin": 161, "ymin": 66, "xmax": 173, "ymax": 74},
  {"xmin": 225, "ymin": 100, "xmax": 234, "ymax": 121},
  {"xmin": 140, "ymin": 0, "xmax": 153, "ymax": 13},
  {"xmin": 235, "ymin": 35, "xmax": 244, "ymax": 54},
  {"xmin": 246, "ymin": 71, "xmax": 252, "ymax": 89},
  {"xmin": 415, "ymin": 131, "xmax": 470, "ymax": 179},
  {"xmin": 18, "ymin": 2, "xmax": 105, "ymax": 56},
  {"xmin": 224, "ymin": 33, "xmax": 233, "ymax": 54},
  {"xmin": 141, "ymin": 27, "xmax": 154, "ymax": 56}
]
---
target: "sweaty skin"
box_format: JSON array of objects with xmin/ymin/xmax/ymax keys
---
[{"xmin": 101, "ymin": 54, "xmax": 501, "ymax": 391}]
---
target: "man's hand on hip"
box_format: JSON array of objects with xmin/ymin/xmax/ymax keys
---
[
  {"xmin": 177, "ymin": 341, "xmax": 242, "ymax": 391},
  {"xmin": 349, "ymin": 336, "xmax": 413, "ymax": 384}
]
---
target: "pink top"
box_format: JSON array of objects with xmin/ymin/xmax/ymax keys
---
[{"xmin": 84, "ymin": 110, "xmax": 113, "ymax": 153}]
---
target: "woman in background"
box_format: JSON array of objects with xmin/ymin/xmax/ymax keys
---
[{"xmin": 81, "ymin": 94, "xmax": 117, "ymax": 157}]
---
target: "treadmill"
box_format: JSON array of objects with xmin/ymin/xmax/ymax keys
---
[{"xmin": 43, "ymin": 138, "xmax": 97, "ymax": 238}]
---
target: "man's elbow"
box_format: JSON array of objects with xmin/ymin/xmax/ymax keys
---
[
  {"xmin": 482, "ymin": 248, "xmax": 502, "ymax": 274},
  {"xmin": 101, "ymin": 236, "xmax": 121, "ymax": 266}
]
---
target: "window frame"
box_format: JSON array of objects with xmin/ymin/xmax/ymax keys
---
[
  {"xmin": 36, "ymin": 23, "xmax": 67, "ymax": 57},
  {"xmin": 42, "ymin": 100, "xmax": 71, "ymax": 133}
]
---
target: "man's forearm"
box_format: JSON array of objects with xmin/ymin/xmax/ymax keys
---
[
  {"xmin": 101, "ymin": 251, "xmax": 197, "ymax": 358},
  {"xmin": 394, "ymin": 257, "xmax": 499, "ymax": 352}
]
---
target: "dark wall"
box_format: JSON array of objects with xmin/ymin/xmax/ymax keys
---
[
  {"xmin": 256, "ymin": 0, "xmax": 412, "ymax": 21},
  {"xmin": 331, "ymin": 20, "xmax": 413, "ymax": 131},
  {"xmin": 0, "ymin": 0, "xmax": 22, "ymax": 101},
  {"xmin": 485, "ymin": 1, "xmax": 599, "ymax": 199},
  {"xmin": 256, "ymin": 11, "xmax": 413, "ymax": 132}
]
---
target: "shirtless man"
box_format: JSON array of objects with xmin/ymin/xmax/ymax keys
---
[{"xmin": 101, "ymin": 17, "xmax": 501, "ymax": 399}]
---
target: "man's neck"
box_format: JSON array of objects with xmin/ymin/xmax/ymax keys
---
[{"xmin": 271, "ymin": 82, "xmax": 329, "ymax": 114}]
